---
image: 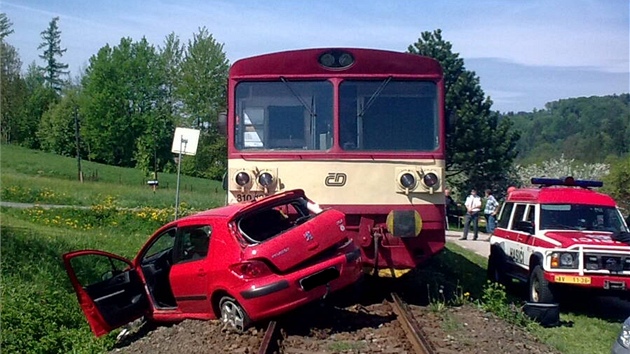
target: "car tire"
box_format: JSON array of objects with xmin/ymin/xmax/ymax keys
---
[
  {"xmin": 487, "ymin": 249, "xmax": 509, "ymax": 286},
  {"xmin": 219, "ymin": 296, "xmax": 251, "ymax": 332},
  {"xmin": 528, "ymin": 265, "xmax": 555, "ymax": 303}
]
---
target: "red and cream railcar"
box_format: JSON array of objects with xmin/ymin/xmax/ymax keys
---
[{"xmin": 222, "ymin": 48, "xmax": 446, "ymax": 275}]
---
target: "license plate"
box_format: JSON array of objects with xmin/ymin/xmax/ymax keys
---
[
  {"xmin": 299, "ymin": 267, "xmax": 339, "ymax": 291},
  {"xmin": 554, "ymin": 275, "xmax": 591, "ymax": 285}
]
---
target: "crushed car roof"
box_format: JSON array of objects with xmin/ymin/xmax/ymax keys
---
[{"xmin": 174, "ymin": 189, "xmax": 307, "ymax": 222}]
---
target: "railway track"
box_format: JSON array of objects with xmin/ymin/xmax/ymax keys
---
[
  {"xmin": 257, "ymin": 292, "xmax": 435, "ymax": 354},
  {"xmin": 390, "ymin": 292, "xmax": 436, "ymax": 354}
]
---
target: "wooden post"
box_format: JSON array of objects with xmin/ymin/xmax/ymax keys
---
[{"xmin": 74, "ymin": 108, "xmax": 83, "ymax": 182}]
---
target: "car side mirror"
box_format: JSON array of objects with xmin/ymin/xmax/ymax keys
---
[
  {"xmin": 514, "ymin": 220, "xmax": 534, "ymax": 234},
  {"xmin": 222, "ymin": 172, "xmax": 228, "ymax": 191}
]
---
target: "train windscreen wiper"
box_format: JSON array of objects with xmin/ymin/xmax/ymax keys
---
[
  {"xmin": 357, "ymin": 76, "xmax": 392, "ymax": 118},
  {"xmin": 279, "ymin": 77, "xmax": 316, "ymax": 118}
]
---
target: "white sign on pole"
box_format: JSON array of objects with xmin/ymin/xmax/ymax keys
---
[{"xmin": 171, "ymin": 127, "xmax": 200, "ymax": 156}]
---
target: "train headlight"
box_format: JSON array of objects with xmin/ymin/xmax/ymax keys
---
[
  {"xmin": 399, "ymin": 173, "xmax": 416, "ymax": 189},
  {"xmin": 319, "ymin": 53, "xmax": 335, "ymax": 67},
  {"xmin": 258, "ymin": 172, "xmax": 274, "ymax": 187},
  {"xmin": 422, "ymin": 173, "xmax": 439, "ymax": 188},
  {"xmin": 235, "ymin": 172, "xmax": 250, "ymax": 186},
  {"xmin": 318, "ymin": 50, "xmax": 354, "ymax": 69},
  {"xmin": 338, "ymin": 53, "xmax": 354, "ymax": 67}
]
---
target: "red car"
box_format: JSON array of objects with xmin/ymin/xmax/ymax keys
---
[{"xmin": 63, "ymin": 190, "xmax": 362, "ymax": 336}]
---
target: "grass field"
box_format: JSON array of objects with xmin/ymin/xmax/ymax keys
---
[
  {"xmin": 1, "ymin": 144, "xmax": 224, "ymax": 209},
  {"xmin": 428, "ymin": 244, "xmax": 623, "ymax": 354},
  {"xmin": 0, "ymin": 145, "xmax": 625, "ymax": 353}
]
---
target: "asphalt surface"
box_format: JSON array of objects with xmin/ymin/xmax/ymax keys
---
[
  {"xmin": 0, "ymin": 201, "xmax": 82, "ymax": 209},
  {"xmin": 446, "ymin": 229, "xmax": 491, "ymax": 257}
]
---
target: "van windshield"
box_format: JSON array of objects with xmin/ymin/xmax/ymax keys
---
[{"xmin": 540, "ymin": 204, "xmax": 628, "ymax": 232}]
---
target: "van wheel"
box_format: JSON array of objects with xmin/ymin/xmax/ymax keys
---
[
  {"xmin": 219, "ymin": 296, "xmax": 251, "ymax": 332},
  {"xmin": 529, "ymin": 265, "xmax": 555, "ymax": 303},
  {"xmin": 487, "ymin": 250, "xmax": 508, "ymax": 286}
]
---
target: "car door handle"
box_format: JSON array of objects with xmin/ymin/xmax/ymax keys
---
[{"xmin": 197, "ymin": 269, "xmax": 206, "ymax": 277}]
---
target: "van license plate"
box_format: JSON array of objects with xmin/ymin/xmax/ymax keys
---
[{"xmin": 554, "ymin": 276, "xmax": 591, "ymax": 284}]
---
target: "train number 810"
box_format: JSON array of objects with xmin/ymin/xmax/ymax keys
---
[{"xmin": 235, "ymin": 194, "xmax": 264, "ymax": 202}]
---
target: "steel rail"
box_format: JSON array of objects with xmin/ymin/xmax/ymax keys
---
[
  {"xmin": 257, "ymin": 320, "xmax": 280, "ymax": 354},
  {"xmin": 390, "ymin": 292, "xmax": 435, "ymax": 354}
]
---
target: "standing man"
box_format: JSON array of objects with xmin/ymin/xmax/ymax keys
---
[
  {"xmin": 460, "ymin": 189, "xmax": 482, "ymax": 240},
  {"xmin": 483, "ymin": 189, "xmax": 499, "ymax": 234},
  {"xmin": 444, "ymin": 188, "xmax": 457, "ymax": 230}
]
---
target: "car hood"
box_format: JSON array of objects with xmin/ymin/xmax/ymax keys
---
[
  {"xmin": 241, "ymin": 209, "xmax": 348, "ymax": 273},
  {"xmin": 543, "ymin": 230, "xmax": 629, "ymax": 248}
]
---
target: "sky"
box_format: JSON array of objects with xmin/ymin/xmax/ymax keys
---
[{"xmin": 2, "ymin": 0, "xmax": 629, "ymax": 113}]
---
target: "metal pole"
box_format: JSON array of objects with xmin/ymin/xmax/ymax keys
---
[
  {"xmin": 74, "ymin": 108, "xmax": 83, "ymax": 182},
  {"xmin": 174, "ymin": 136, "xmax": 186, "ymax": 220}
]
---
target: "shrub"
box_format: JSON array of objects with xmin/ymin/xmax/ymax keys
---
[{"xmin": 480, "ymin": 281, "xmax": 531, "ymax": 327}]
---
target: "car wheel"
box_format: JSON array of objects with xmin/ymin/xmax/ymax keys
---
[
  {"xmin": 487, "ymin": 249, "xmax": 508, "ymax": 286},
  {"xmin": 219, "ymin": 296, "xmax": 251, "ymax": 332},
  {"xmin": 528, "ymin": 265, "xmax": 555, "ymax": 303}
]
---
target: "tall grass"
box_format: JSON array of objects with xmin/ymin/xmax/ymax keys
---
[
  {"xmin": 0, "ymin": 210, "xmax": 153, "ymax": 353},
  {"xmin": 1, "ymin": 144, "xmax": 224, "ymax": 209}
]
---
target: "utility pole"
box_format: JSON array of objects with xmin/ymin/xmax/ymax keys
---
[{"xmin": 74, "ymin": 107, "xmax": 83, "ymax": 182}]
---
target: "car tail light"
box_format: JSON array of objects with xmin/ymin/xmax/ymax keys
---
[{"xmin": 229, "ymin": 260, "xmax": 273, "ymax": 279}]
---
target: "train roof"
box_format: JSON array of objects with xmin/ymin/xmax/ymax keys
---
[{"xmin": 229, "ymin": 48, "xmax": 442, "ymax": 78}]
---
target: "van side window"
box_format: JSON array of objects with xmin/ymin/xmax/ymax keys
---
[
  {"xmin": 525, "ymin": 205, "xmax": 536, "ymax": 224},
  {"xmin": 510, "ymin": 205, "xmax": 527, "ymax": 230},
  {"xmin": 497, "ymin": 203, "xmax": 514, "ymax": 229}
]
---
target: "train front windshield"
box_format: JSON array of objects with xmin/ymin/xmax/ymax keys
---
[
  {"xmin": 339, "ymin": 80, "xmax": 438, "ymax": 151},
  {"xmin": 235, "ymin": 81, "xmax": 333, "ymax": 150},
  {"xmin": 234, "ymin": 80, "xmax": 438, "ymax": 152}
]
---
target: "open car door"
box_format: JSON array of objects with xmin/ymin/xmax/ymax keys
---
[{"xmin": 63, "ymin": 250, "xmax": 149, "ymax": 337}]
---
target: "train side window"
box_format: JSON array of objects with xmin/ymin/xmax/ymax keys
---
[{"xmin": 497, "ymin": 202, "xmax": 514, "ymax": 229}]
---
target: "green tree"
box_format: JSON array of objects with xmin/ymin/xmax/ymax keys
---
[
  {"xmin": 81, "ymin": 37, "xmax": 172, "ymax": 169},
  {"xmin": 38, "ymin": 16, "xmax": 69, "ymax": 93},
  {"xmin": 18, "ymin": 63, "xmax": 58, "ymax": 148},
  {"xmin": 408, "ymin": 29, "xmax": 520, "ymax": 191},
  {"xmin": 160, "ymin": 32, "xmax": 184, "ymax": 115},
  {"xmin": 0, "ymin": 13, "xmax": 27, "ymax": 144},
  {"xmin": 177, "ymin": 28, "xmax": 229, "ymax": 180},
  {"xmin": 37, "ymin": 85, "xmax": 81, "ymax": 156},
  {"xmin": 0, "ymin": 12, "xmax": 14, "ymax": 39},
  {"xmin": 510, "ymin": 95, "xmax": 629, "ymax": 164},
  {"xmin": 603, "ymin": 156, "xmax": 630, "ymax": 213}
]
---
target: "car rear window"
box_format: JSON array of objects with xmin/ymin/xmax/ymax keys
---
[{"xmin": 238, "ymin": 197, "xmax": 319, "ymax": 243}]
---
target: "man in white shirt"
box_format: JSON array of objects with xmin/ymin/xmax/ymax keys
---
[{"xmin": 460, "ymin": 189, "xmax": 482, "ymax": 240}]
